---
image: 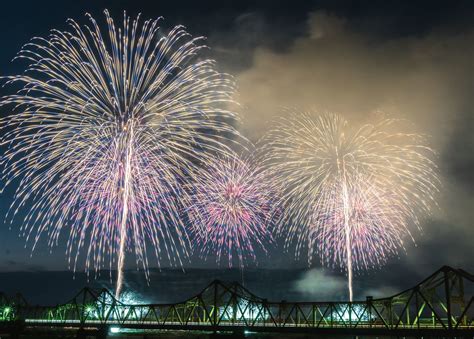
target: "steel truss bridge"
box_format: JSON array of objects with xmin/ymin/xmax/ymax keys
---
[{"xmin": 0, "ymin": 266, "xmax": 473, "ymax": 337}]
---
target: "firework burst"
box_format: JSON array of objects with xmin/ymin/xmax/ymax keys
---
[
  {"xmin": 0, "ymin": 10, "xmax": 237, "ymax": 298},
  {"xmin": 262, "ymin": 112, "xmax": 439, "ymax": 300},
  {"xmin": 186, "ymin": 154, "xmax": 275, "ymax": 268}
]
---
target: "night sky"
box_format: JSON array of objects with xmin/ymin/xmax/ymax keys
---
[{"xmin": 0, "ymin": 0, "xmax": 473, "ymax": 298}]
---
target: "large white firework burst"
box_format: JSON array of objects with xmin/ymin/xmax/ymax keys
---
[
  {"xmin": 261, "ymin": 112, "xmax": 439, "ymax": 300},
  {"xmin": 0, "ymin": 10, "xmax": 237, "ymax": 297}
]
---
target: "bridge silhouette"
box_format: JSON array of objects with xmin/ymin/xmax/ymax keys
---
[{"xmin": 0, "ymin": 266, "xmax": 472, "ymax": 337}]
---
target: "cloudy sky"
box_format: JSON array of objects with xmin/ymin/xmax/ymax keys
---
[{"xmin": 0, "ymin": 1, "xmax": 472, "ymax": 294}]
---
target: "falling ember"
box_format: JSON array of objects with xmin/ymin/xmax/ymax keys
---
[
  {"xmin": 261, "ymin": 112, "xmax": 440, "ymax": 301},
  {"xmin": 186, "ymin": 155, "xmax": 275, "ymax": 268},
  {"xmin": 0, "ymin": 10, "xmax": 237, "ymax": 299}
]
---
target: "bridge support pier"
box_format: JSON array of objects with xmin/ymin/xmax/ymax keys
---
[
  {"xmin": 209, "ymin": 330, "xmax": 245, "ymax": 338},
  {"xmin": 8, "ymin": 320, "xmax": 24, "ymax": 339},
  {"xmin": 97, "ymin": 326, "xmax": 108, "ymax": 339},
  {"xmin": 76, "ymin": 327, "xmax": 86, "ymax": 339},
  {"xmin": 76, "ymin": 326, "xmax": 108, "ymax": 339}
]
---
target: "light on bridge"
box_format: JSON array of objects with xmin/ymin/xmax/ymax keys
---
[{"xmin": 110, "ymin": 326, "xmax": 121, "ymax": 333}]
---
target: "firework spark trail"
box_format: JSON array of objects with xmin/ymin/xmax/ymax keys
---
[
  {"xmin": 115, "ymin": 122, "xmax": 134, "ymax": 298},
  {"xmin": 341, "ymin": 179, "xmax": 354, "ymax": 301},
  {"xmin": 186, "ymin": 155, "xmax": 275, "ymax": 268},
  {"xmin": 262, "ymin": 112, "xmax": 440, "ymax": 301},
  {"xmin": 0, "ymin": 10, "xmax": 237, "ymax": 299}
]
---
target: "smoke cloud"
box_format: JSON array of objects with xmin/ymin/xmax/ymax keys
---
[
  {"xmin": 228, "ymin": 10, "xmax": 474, "ymax": 272},
  {"xmin": 293, "ymin": 268, "xmax": 346, "ymax": 299},
  {"xmin": 236, "ymin": 12, "xmax": 473, "ymax": 143}
]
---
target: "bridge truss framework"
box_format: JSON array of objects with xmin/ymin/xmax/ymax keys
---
[{"xmin": 0, "ymin": 266, "xmax": 473, "ymax": 337}]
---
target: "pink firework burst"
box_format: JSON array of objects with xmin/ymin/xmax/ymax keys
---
[{"xmin": 187, "ymin": 155, "xmax": 275, "ymax": 267}]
